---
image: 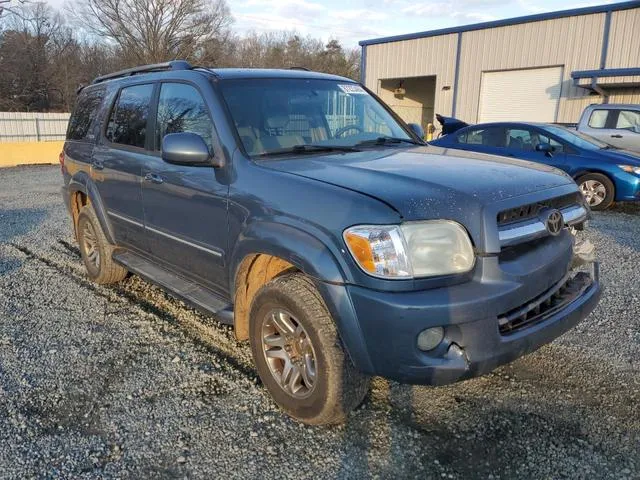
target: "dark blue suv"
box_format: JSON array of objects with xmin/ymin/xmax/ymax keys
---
[{"xmin": 61, "ymin": 61, "xmax": 601, "ymax": 425}]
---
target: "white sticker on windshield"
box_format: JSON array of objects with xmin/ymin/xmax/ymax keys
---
[{"xmin": 338, "ymin": 84, "xmax": 367, "ymax": 95}]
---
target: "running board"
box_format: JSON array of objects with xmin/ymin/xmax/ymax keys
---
[{"xmin": 112, "ymin": 250, "xmax": 234, "ymax": 325}]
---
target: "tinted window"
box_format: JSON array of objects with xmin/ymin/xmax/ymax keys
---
[
  {"xmin": 156, "ymin": 83, "xmax": 214, "ymax": 151},
  {"xmin": 67, "ymin": 88, "xmax": 105, "ymax": 141},
  {"xmin": 616, "ymin": 110, "xmax": 640, "ymax": 132},
  {"xmin": 588, "ymin": 110, "xmax": 608, "ymax": 129},
  {"xmin": 457, "ymin": 127, "xmax": 505, "ymax": 147},
  {"xmin": 106, "ymin": 84, "xmax": 154, "ymax": 148},
  {"xmin": 505, "ymin": 128, "xmax": 564, "ymax": 153}
]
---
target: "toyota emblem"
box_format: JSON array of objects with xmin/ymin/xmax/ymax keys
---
[{"xmin": 545, "ymin": 209, "xmax": 564, "ymax": 236}]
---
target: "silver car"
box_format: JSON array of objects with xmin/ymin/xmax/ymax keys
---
[{"xmin": 578, "ymin": 104, "xmax": 640, "ymax": 153}]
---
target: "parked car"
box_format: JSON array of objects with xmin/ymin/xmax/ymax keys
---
[
  {"xmin": 61, "ymin": 61, "xmax": 601, "ymax": 425},
  {"xmin": 577, "ymin": 104, "xmax": 640, "ymax": 153},
  {"xmin": 431, "ymin": 121, "xmax": 640, "ymax": 210}
]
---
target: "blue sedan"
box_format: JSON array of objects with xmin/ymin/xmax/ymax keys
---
[{"xmin": 430, "ymin": 121, "xmax": 640, "ymax": 210}]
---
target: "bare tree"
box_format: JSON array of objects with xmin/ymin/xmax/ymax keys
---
[
  {"xmin": 68, "ymin": 0, "xmax": 232, "ymax": 64},
  {"xmin": 203, "ymin": 31, "xmax": 360, "ymax": 80},
  {"xmin": 0, "ymin": 0, "xmax": 29, "ymax": 20},
  {"xmin": 0, "ymin": 2, "xmax": 64, "ymax": 110},
  {"xmin": 0, "ymin": 2, "xmax": 360, "ymax": 113}
]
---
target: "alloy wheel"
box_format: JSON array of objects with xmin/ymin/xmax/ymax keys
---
[
  {"xmin": 82, "ymin": 221, "xmax": 100, "ymax": 269},
  {"xmin": 261, "ymin": 309, "xmax": 317, "ymax": 398},
  {"xmin": 579, "ymin": 179, "xmax": 607, "ymax": 207}
]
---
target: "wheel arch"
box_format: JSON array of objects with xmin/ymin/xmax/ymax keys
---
[
  {"xmin": 228, "ymin": 222, "xmax": 375, "ymax": 374},
  {"xmin": 67, "ymin": 173, "xmax": 116, "ymax": 244},
  {"xmin": 229, "ymin": 222, "xmax": 348, "ymax": 341},
  {"xmin": 572, "ymin": 168, "xmax": 616, "ymax": 186}
]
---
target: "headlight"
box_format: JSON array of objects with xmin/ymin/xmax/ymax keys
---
[
  {"xmin": 618, "ymin": 164, "xmax": 640, "ymax": 175},
  {"xmin": 343, "ymin": 221, "xmax": 475, "ymax": 279},
  {"xmin": 401, "ymin": 221, "xmax": 475, "ymax": 277}
]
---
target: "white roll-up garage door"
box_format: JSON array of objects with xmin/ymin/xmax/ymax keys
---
[{"xmin": 478, "ymin": 67, "xmax": 563, "ymax": 123}]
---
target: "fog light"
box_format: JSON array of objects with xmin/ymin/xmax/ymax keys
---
[{"xmin": 417, "ymin": 327, "xmax": 445, "ymax": 351}]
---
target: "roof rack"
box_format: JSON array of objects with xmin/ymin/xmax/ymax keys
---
[
  {"xmin": 288, "ymin": 66, "xmax": 310, "ymax": 71},
  {"xmin": 91, "ymin": 60, "xmax": 193, "ymax": 85}
]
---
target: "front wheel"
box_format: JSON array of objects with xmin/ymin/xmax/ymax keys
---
[
  {"xmin": 577, "ymin": 173, "xmax": 615, "ymax": 211},
  {"xmin": 249, "ymin": 273, "xmax": 369, "ymax": 425}
]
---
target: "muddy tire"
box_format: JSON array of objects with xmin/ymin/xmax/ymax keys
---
[
  {"xmin": 249, "ymin": 272, "xmax": 369, "ymax": 425},
  {"xmin": 77, "ymin": 204, "xmax": 127, "ymax": 284}
]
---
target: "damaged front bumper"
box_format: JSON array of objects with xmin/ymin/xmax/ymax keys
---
[
  {"xmin": 335, "ymin": 250, "xmax": 601, "ymax": 385},
  {"xmin": 415, "ymin": 262, "xmax": 601, "ymax": 386}
]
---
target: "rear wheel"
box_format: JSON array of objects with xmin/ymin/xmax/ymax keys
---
[
  {"xmin": 77, "ymin": 204, "xmax": 127, "ymax": 284},
  {"xmin": 249, "ymin": 272, "xmax": 369, "ymax": 425},
  {"xmin": 577, "ymin": 173, "xmax": 614, "ymax": 211}
]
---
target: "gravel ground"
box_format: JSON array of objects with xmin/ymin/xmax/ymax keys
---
[{"xmin": 0, "ymin": 165, "xmax": 638, "ymax": 479}]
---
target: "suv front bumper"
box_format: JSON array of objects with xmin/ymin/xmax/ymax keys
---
[{"xmin": 321, "ymin": 261, "xmax": 601, "ymax": 385}]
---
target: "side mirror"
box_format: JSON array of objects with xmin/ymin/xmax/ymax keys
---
[
  {"xmin": 407, "ymin": 123, "xmax": 425, "ymax": 139},
  {"xmin": 535, "ymin": 143, "xmax": 554, "ymax": 156},
  {"xmin": 162, "ymin": 132, "xmax": 222, "ymax": 167}
]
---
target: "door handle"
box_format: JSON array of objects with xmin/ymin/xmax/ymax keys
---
[
  {"xmin": 144, "ymin": 173, "xmax": 164, "ymax": 184},
  {"xmin": 92, "ymin": 160, "xmax": 104, "ymax": 170},
  {"xmin": 611, "ymin": 134, "xmax": 623, "ymax": 138}
]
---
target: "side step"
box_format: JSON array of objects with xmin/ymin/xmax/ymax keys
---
[{"xmin": 113, "ymin": 250, "xmax": 234, "ymax": 325}]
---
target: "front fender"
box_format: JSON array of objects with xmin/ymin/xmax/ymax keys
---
[
  {"xmin": 229, "ymin": 221, "xmax": 347, "ymax": 288},
  {"xmin": 68, "ymin": 172, "xmax": 116, "ymax": 244},
  {"xmin": 229, "ymin": 221, "xmax": 374, "ymax": 373}
]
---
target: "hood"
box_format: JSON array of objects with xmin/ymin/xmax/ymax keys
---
[
  {"xmin": 259, "ymin": 145, "xmax": 574, "ymax": 221},
  {"xmin": 598, "ymin": 147, "xmax": 640, "ymax": 165}
]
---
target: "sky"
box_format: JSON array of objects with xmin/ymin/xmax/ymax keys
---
[{"xmin": 44, "ymin": 0, "xmax": 618, "ymax": 47}]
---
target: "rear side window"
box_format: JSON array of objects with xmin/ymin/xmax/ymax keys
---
[
  {"xmin": 457, "ymin": 127, "xmax": 505, "ymax": 147},
  {"xmin": 106, "ymin": 84, "xmax": 154, "ymax": 148},
  {"xmin": 616, "ymin": 110, "xmax": 640, "ymax": 132},
  {"xmin": 155, "ymin": 83, "xmax": 214, "ymax": 150},
  {"xmin": 67, "ymin": 88, "xmax": 105, "ymax": 141},
  {"xmin": 588, "ymin": 110, "xmax": 608, "ymax": 129}
]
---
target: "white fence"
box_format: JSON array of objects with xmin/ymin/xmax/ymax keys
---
[{"xmin": 0, "ymin": 112, "xmax": 70, "ymax": 143}]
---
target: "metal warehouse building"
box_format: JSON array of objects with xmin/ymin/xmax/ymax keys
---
[{"xmin": 359, "ymin": 0, "xmax": 640, "ymax": 131}]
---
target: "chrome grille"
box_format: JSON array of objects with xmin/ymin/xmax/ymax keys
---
[
  {"xmin": 497, "ymin": 193, "xmax": 589, "ymax": 248},
  {"xmin": 497, "ymin": 193, "xmax": 581, "ymax": 226}
]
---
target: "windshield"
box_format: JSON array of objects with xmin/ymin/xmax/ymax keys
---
[
  {"xmin": 218, "ymin": 78, "xmax": 413, "ymax": 156},
  {"xmin": 542, "ymin": 125, "xmax": 611, "ymax": 150}
]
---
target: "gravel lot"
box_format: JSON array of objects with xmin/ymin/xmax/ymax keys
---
[{"xmin": 0, "ymin": 165, "xmax": 638, "ymax": 479}]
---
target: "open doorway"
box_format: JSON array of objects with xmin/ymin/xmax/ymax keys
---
[{"xmin": 378, "ymin": 76, "xmax": 436, "ymax": 132}]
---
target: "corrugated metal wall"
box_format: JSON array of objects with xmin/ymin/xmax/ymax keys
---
[
  {"xmin": 606, "ymin": 9, "xmax": 640, "ymax": 68},
  {"xmin": 363, "ymin": 5, "xmax": 640, "ymax": 126},
  {"xmin": 609, "ymin": 89, "xmax": 640, "ymax": 104},
  {"xmin": 364, "ymin": 33, "xmax": 458, "ymax": 121},
  {"xmin": 456, "ymin": 13, "xmax": 605, "ymax": 123},
  {"xmin": 0, "ymin": 112, "xmax": 70, "ymax": 143}
]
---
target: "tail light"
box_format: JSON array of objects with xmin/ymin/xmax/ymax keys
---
[{"xmin": 59, "ymin": 150, "xmax": 65, "ymax": 173}]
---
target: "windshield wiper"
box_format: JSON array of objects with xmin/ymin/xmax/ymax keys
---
[
  {"xmin": 355, "ymin": 136, "xmax": 424, "ymax": 147},
  {"xmin": 257, "ymin": 144, "xmax": 361, "ymax": 157}
]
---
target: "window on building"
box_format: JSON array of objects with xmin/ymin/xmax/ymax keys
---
[
  {"xmin": 106, "ymin": 84, "xmax": 154, "ymax": 148},
  {"xmin": 67, "ymin": 88, "xmax": 105, "ymax": 141},
  {"xmin": 588, "ymin": 110, "xmax": 608, "ymax": 129},
  {"xmin": 155, "ymin": 83, "xmax": 214, "ymax": 151}
]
